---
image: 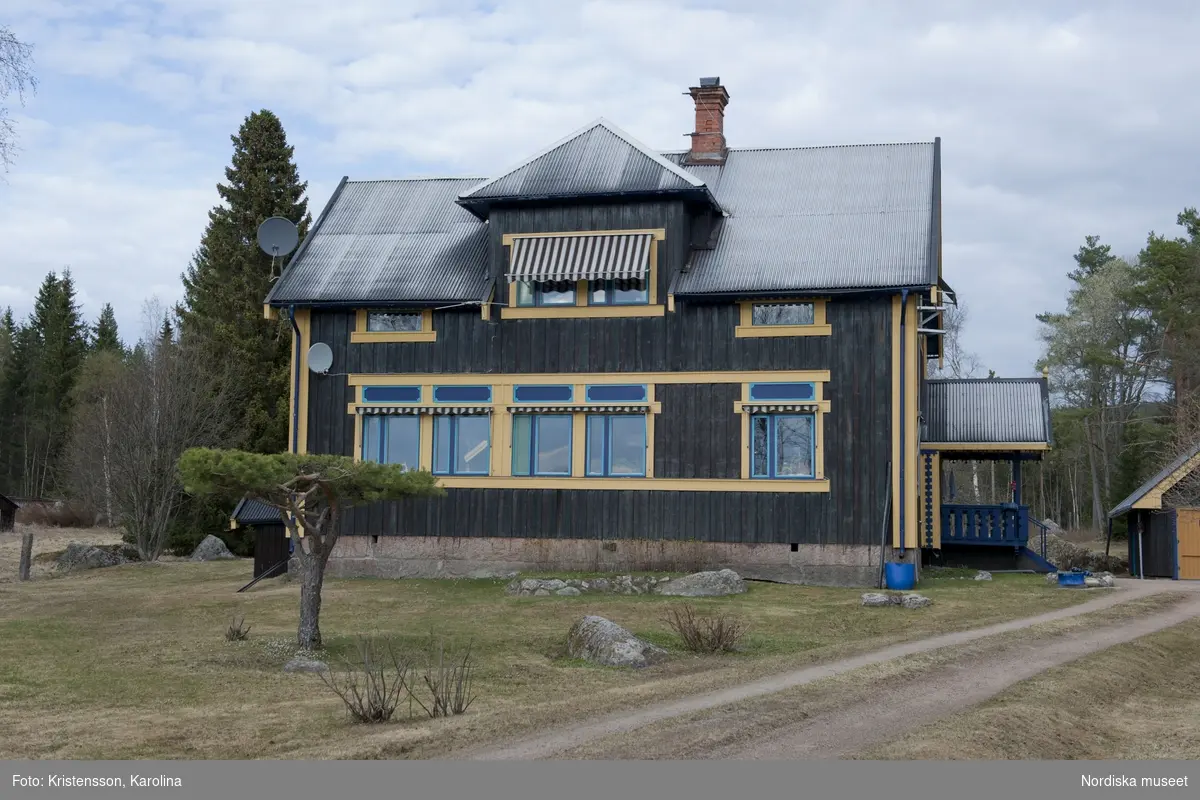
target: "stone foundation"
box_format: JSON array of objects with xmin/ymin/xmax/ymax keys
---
[{"xmin": 324, "ymin": 536, "xmax": 918, "ymax": 588}]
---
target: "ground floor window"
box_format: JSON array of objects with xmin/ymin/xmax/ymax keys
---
[
  {"xmin": 433, "ymin": 415, "xmax": 491, "ymax": 475},
  {"xmin": 361, "ymin": 415, "xmax": 420, "ymax": 470},
  {"xmin": 512, "ymin": 414, "xmax": 572, "ymax": 476},
  {"xmin": 586, "ymin": 414, "xmax": 647, "ymax": 477},
  {"xmin": 751, "ymin": 414, "xmax": 815, "ymax": 479}
]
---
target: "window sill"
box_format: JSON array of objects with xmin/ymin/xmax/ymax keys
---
[
  {"xmin": 735, "ymin": 324, "xmax": 832, "ymax": 338},
  {"xmin": 501, "ymin": 305, "xmax": 666, "ymax": 320},
  {"xmin": 350, "ymin": 331, "xmax": 438, "ymax": 343},
  {"xmin": 435, "ymin": 476, "xmax": 830, "ymax": 492}
]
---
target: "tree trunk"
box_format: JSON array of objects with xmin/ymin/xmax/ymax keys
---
[
  {"xmin": 1084, "ymin": 418, "xmax": 1104, "ymax": 531},
  {"xmin": 102, "ymin": 395, "xmax": 113, "ymax": 527},
  {"xmin": 296, "ymin": 540, "xmax": 326, "ymax": 650},
  {"xmin": 18, "ymin": 532, "xmax": 34, "ymax": 581}
]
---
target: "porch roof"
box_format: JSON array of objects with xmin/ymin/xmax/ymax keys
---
[{"xmin": 921, "ymin": 377, "xmax": 1052, "ymax": 453}]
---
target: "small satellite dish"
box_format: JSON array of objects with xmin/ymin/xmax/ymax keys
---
[
  {"xmin": 257, "ymin": 217, "xmax": 299, "ymax": 258},
  {"xmin": 307, "ymin": 342, "xmax": 333, "ymax": 375}
]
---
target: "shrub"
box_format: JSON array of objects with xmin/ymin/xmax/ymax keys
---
[
  {"xmin": 225, "ymin": 616, "xmax": 252, "ymax": 641},
  {"xmin": 319, "ymin": 637, "xmax": 419, "ymax": 724},
  {"xmin": 16, "ymin": 500, "xmax": 98, "ymax": 528},
  {"xmin": 664, "ymin": 604, "xmax": 747, "ymax": 653},
  {"xmin": 422, "ymin": 639, "xmax": 476, "ymax": 718}
]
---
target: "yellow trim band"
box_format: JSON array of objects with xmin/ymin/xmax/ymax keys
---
[
  {"xmin": 348, "ymin": 370, "xmax": 831, "ymax": 387},
  {"xmin": 437, "ymin": 476, "xmax": 830, "ymax": 493},
  {"xmin": 924, "ymin": 442, "xmax": 1050, "ymax": 452}
]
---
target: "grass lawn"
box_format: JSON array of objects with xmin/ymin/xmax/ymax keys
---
[
  {"xmin": 0, "ymin": 557, "xmax": 1099, "ymax": 759},
  {"xmin": 861, "ymin": 615, "xmax": 1200, "ymax": 760}
]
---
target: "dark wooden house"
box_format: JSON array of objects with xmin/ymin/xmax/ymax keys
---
[
  {"xmin": 1108, "ymin": 442, "xmax": 1200, "ymax": 580},
  {"xmin": 0, "ymin": 493, "xmax": 16, "ymax": 532},
  {"xmin": 230, "ymin": 498, "xmax": 291, "ymax": 579},
  {"xmin": 261, "ymin": 77, "xmax": 1053, "ymax": 586}
]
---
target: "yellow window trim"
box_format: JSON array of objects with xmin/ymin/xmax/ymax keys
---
[
  {"xmin": 438, "ymin": 477, "xmax": 830, "ymax": 493},
  {"xmin": 289, "ymin": 309, "xmax": 311, "ymax": 454},
  {"xmin": 350, "ymin": 309, "xmax": 437, "ymax": 343},
  {"xmin": 347, "ymin": 369, "xmax": 831, "ymax": 387},
  {"xmin": 501, "ymin": 228, "xmax": 664, "ymax": 319},
  {"xmin": 737, "ymin": 383, "xmax": 828, "ymax": 483},
  {"xmin": 735, "ymin": 298, "xmax": 831, "ymax": 338},
  {"xmin": 923, "ymin": 442, "xmax": 1049, "ymax": 452}
]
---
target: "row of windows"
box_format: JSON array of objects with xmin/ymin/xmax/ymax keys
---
[
  {"xmin": 364, "ymin": 300, "xmax": 820, "ymax": 329},
  {"xmin": 362, "ymin": 411, "xmax": 814, "ymax": 480},
  {"xmin": 360, "ymin": 383, "xmax": 652, "ymax": 405}
]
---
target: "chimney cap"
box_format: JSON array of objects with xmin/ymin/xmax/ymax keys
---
[{"xmin": 699, "ymin": 76, "xmax": 721, "ymax": 87}]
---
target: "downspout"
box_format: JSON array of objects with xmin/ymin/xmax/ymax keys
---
[
  {"xmin": 288, "ymin": 305, "xmax": 301, "ymax": 455},
  {"xmin": 899, "ymin": 289, "xmax": 909, "ymax": 556}
]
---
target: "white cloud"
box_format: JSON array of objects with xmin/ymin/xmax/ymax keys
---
[{"xmin": 0, "ymin": 0, "xmax": 1198, "ymax": 374}]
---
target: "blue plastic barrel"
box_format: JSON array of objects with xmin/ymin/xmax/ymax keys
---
[
  {"xmin": 1057, "ymin": 571, "xmax": 1087, "ymax": 587},
  {"xmin": 885, "ymin": 562, "xmax": 916, "ymax": 590}
]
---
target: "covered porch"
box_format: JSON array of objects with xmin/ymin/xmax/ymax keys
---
[{"xmin": 918, "ymin": 377, "xmax": 1054, "ymax": 568}]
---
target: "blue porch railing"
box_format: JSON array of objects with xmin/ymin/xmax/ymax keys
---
[{"xmin": 941, "ymin": 504, "xmax": 1029, "ymax": 547}]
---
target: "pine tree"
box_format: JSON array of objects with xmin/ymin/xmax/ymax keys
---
[
  {"xmin": 178, "ymin": 109, "xmax": 311, "ymax": 455},
  {"xmin": 91, "ymin": 303, "xmax": 122, "ymax": 353}
]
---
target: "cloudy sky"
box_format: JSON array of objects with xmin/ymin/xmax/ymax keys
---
[{"xmin": 1, "ymin": 0, "xmax": 1197, "ymax": 376}]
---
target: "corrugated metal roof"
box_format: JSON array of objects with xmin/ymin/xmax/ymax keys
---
[
  {"xmin": 459, "ymin": 118, "xmax": 704, "ymax": 203},
  {"xmin": 1109, "ymin": 441, "xmax": 1200, "ymax": 518},
  {"xmin": 231, "ymin": 497, "xmax": 281, "ymax": 525},
  {"xmin": 668, "ymin": 143, "xmax": 937, "ymax": 294},
  {"xmin": 922, "ymin": 378, "xmax": 1052, "ymax": 445},
  {"xmin": 267, "ymin": 178, "xmax": 490, "ymax": 305}
]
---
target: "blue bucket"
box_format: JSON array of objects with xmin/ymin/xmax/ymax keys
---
[
  {"xmin": 885, "ymin": 562, "xmax": 916, "ymax": 591},
  {"xmin": 1058, "ymin": 571, "xmax": 1087, "ymax": 587}
]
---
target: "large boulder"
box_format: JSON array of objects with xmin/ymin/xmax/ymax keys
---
[
  {"xmin": 566, "ymin": 616, "xmax": 668, "ymax": 668},
  {"xmin": 190, "ymin": 535, "xmax": 236, "ymax": 562},
  {"xmin": 55, "ymin": 542, "xmax": 129, "ymax": 572},
  {"xmin": 655, "ymin": 568, "xmax": 746, "ymax": 597}
]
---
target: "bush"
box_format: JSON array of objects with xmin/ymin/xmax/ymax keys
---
[
  {"xmin": 422, "ymin": 639, "xmax": 476, "ymax": 718},
  {"xmin": 16, "ymin": 500, "xmax": 99, "ymax": 528},
  {"xmin": 664, "ymin": 604, "xmax": 747, "ymax": 653},
  {"xmin": 225, "ymin": 616, "xmax": 252, "ymax": 641}
]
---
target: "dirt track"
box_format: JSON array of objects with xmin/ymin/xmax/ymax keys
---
[{"xmin": 465, "ymin": 580, "xmax": 1200, "ymax": 760}]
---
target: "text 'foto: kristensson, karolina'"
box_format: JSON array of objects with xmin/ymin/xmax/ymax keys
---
[
  {"xmin": 1082, "ymin": 774, "xmax": 1189, "ymax": 788},
  {"xmin": 13, "ymin": 774, "xmax": 183, "ymax": 788}
]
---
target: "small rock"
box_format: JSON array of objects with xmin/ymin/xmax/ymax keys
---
[
  {"xmin": 190, "ymin": 534, "xmax": 236, "ymax": 562},
  {"xmin": 556, "ymin": 587, "xmax": 581, "ymax": 596},
  {"xmin": 542, "ymin": 579, "xmax": 568, "ymax": 591},
  {"xmin": 282, "ymin": 655, "xmax": 328, "ymax": 673},
  {"xmin": 533, "ymin": 588, "xmax": 550, "ymax": 596},
  {"xmin": 861, "ymin": 592, "xmax": 898, "ymax": 607},
  {"xmin": 1045, "ymin": 572, "xmax": 1060, "ymax": 585},
  {"xmin": 1095, "ymin": 572, "xmax": 1115, "ymax": 588},
  {"xmin": 590, "ymin": 578, "xmax": 610, "ymax": 592},
  {"xmin": 974, "ymin": 570, "xmax": 993, "ymax": 581},
  {"xmin": 901, "ymin": 593, "xmax": 932, "ymax": 609},
  {"xmin": 1084, "ymin": 576, "xmax": 1102, "ymax": 588},
  {"xmin": 55, "ymin": 542, "xmax": 128, "ymax": 572},
  {"xmin": 656, "ymin": 568, "xmax": 747, "ymax": 597},
  {"xmin": 566, "ymin": 616, "xmax": 668, "ymax": 668}
]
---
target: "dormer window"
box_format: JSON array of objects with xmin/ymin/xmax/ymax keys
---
[
  {"xmin": 589, "ymin": 277, "xmax": 649, "ymax": 306},
  {"xmin": 515, "ymin": 280, "xmax": 577, "ymax": 307}
]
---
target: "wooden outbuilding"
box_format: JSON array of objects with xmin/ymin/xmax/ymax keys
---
[{"xmin": 1107, "ymin": 442, "xmax": 1200, "ymax": 580}]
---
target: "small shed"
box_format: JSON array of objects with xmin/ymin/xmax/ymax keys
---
[
  {"xmin": 1107, "ymin": 442, "xmax": 1200, "ymax": 580},
  {"xmin": 230, "ymin": 497, "xmax": 291, "ymax": 579},
  {"xmin": 0, "ymin": 493, "xmax": 16, "ymax": 532}
]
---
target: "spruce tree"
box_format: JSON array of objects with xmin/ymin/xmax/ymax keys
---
[
  {"xmin": 91, "ymin": 302, "xmax": 122, "ymax": 353},
  {"xmin": 178, "ymin": 109, "xmax": 311, "ymax": 455}
]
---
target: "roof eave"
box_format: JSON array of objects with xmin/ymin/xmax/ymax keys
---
[
  {"xmin": 671, "ymin": 283, "xmax": 932, "ymax": 301},
  {"xmin": 456, "ymin": 186, "xmax": 721, "ymax": 219}
]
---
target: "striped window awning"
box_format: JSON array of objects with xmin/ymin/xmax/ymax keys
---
[
  {"xmin": 358, "ymin": 406, "xmax": 492, "ymax": 416},
  {"xmin": 507, "ymin": 404, "xmax": 651, "ymax": 414},
  {"xmin": 507, "ymin": 233, "xmax": 653, "ymax": 282},
  {"xmin": 742, "ymin": 403, "xmax": 820, "ymax": 414}
]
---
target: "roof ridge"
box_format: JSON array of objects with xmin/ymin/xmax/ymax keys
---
[
  {"xmin": 663, "ymin": 141, "xmax": 936, "ymax": 155},
  {"xmin": 348, "ymin": 176, "xmax": 488, "ymax": 184}
]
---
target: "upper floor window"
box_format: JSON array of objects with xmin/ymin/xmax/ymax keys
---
[
  {"xmin": 515, "ymin": 280, "xmax": 576, "ymax": 307},
  {"xmin": 367, "ymin": 312, "xmax": 423, "ymax": 332},
  {"xmin": 589, "ymin": 277, "xmax": 649, "ymax": 306},
  {"xmin": 351, "ymin": 309, "xmax": 436, "ymax": 343},
  {"xmin": 752, "ymin": 302, "xmax": 814, "ymax": 326}
]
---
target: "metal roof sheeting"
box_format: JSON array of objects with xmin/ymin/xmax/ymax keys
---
[
  {"xmin": 459, "ymin": 118, "xmax": 704, "ymax": 202},
  {"xmin": 668, "ymin": 143, "xmax": 937, "ymax": 294},
  {"xmin": 922, "ymin": 378, "xmax": 1052, "ymax": 445},
  {"xmin": 508, "ymin": 233, "xmax": 653, "ymax": 281},
  {"xmin": 267, "ymin": 178, "xmax": 490, "ymax": 305},
  {"xmin": 1108, "ymin": 441, "xmax": 1200, "ymax": 518},
  {"xmin": 231, "ymin": 497, "xmax": 281, "ymax": 526}
]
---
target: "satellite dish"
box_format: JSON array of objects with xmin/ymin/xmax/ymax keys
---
[
  {"xmin": 257, "ymin": 216, "xmax": 299, "ymax": 258},
  {"xmin": 307, "ymin": 342, "xmax": 333, "ymax": 374}
]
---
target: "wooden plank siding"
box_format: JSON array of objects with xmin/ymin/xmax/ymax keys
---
[{"xmin": 302, "ymin": 199, "xmax": 895, "ymax": 547}]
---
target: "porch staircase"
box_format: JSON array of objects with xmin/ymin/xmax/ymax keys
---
[{"xmin": 930, "ymin": 504, "xmax": 1057, "ymax": 573}]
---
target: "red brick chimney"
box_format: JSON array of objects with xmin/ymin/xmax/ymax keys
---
[{"xmin": 685, "ymin": 77, "xmax": 729, "ymax": 165}]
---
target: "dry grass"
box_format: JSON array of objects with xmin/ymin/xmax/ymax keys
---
[
  {"xmin": 862, "ymin": 613, "xmax": 1200, "ymax": 760},
  {"xmin": 0, "ymin": 556, "xmax": 1101, "ymax": 760},
  {"xmin": 0, "ymin": 525, "xmax": 125, "ymax": 583}
]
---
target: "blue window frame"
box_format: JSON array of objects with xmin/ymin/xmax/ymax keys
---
[
  {"xmin": 512, "ymin": 414, "xmax": 573, "ymax": 476},
  {"xmin": 588, "ymin": 277, "xmax": 648, "ymax": 306},
  {"xmin": 585, "ymin": 384, "xmax": 648, "ymax": 403},
  {"xmin": 513, "ymin": 384, "xmax": 573, "ymax": 403},
  {"xmin": 361, "ymin": 415, "xmax": 420, "ymax": 470},
  {"xmin": 432, "ymin": 415, "xmax": 491, "ymax": 475},
  {"xmin": 515, "ymin": 280, "xmax": 576, "ymax": 307},
  {"xmin": 433, "ymin": 385, "xmax": 492, "ymax": 403},
  {"xmin": 586, "ymin": 415, "xmax": 647, "ymax": 477},
  {"xmin": 748, "ymin": 382, "xmax": 816, "ymax": 402},
  {"xmin": 362, "ymin": 385, "xmax": 421, "ymax": 403},
  {"xmin": 751, "ymin": 414, "xmax": 815, "ymax": 479}
]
